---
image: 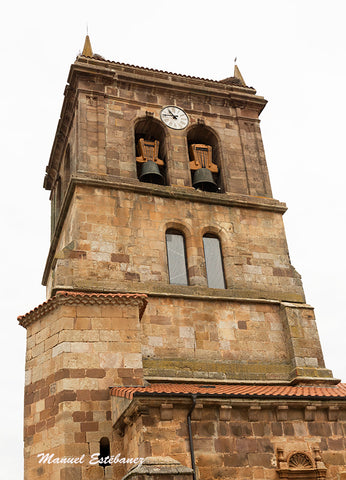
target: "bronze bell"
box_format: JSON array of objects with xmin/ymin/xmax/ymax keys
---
[
  {"xmin": 139, "ymin": 160, "xmax": 164, "ymax": 185},
  {"xmin": 192, "ymin": 168, "xmax": 218, "ymax": 192}
]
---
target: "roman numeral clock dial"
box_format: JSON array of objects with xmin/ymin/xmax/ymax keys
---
[{"xmin": 160, "ymin": 106, "xmax": 189, "ymax": 130}]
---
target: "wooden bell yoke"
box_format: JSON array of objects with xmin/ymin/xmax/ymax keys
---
[
  {"xmin": 189, "ymin": 144, "xmax": 218, "ymax": 172},
  {"xmin": 136, "ymin": 138, "xmax": 164, "ymax": 165}
]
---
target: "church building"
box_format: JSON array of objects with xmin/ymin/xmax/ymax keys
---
[{"xmin": 18, "ymin": 37, "xmax": 346, "ymax": 480}]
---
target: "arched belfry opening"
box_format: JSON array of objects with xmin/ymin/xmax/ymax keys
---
[
  {"xmin": 187, "ymin": 125, "xmax": 222, "ymax": 192},
  {"xmin": 135, "ymin": 117, "xmax": 168, "ymax": 185}
]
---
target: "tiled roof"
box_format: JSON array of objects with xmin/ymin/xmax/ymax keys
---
[
  {"xmin": 111, "ymin": 383, "xmax": 346, "ymax": 400},
  {"xmin": 78, "ymin": 54, "xmax": 252, "ymax": 88},
  {"xmin": 18, "ymin": 290, "xmax": 148, "ymax": 327}
]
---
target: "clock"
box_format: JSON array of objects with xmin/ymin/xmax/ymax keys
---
[{"xmin": 160, "ymin": 106, "xmax": 189, "ymax": 130}]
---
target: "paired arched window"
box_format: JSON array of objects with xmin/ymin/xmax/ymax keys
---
[
  {"xmin": 134, "ymin": 118, "xmax": 222, "ymax": 190},
  {"xmin": 203, "ymin": 235, "xmax": 226, "ymax": 289},
  {"xmin": 165, "ymin": 230, "xmax": 188, "ymax": 285},
  {"xmin": 165, "ymin": 230, "xmax": 226, "ymax": 288}
]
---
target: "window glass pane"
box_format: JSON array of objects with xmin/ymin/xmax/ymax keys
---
[
  {"xmin": 203, "ymin": 236, "xmax": 225, "ymax": 289},
  {"xmin": 166, "ymin": 233, "xmax": 188, "ymax": 285}
]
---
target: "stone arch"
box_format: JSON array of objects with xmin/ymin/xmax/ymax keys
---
[
  {"xmin": 200, "ymin": 225, "xmax": 228, "ymax": 246},
  {"xmin": 134, "ymin": 116, "xmax": 169, "ymax": 184},
  {"xmin": 186, "ymin": 124, "xmax": 224, "ymax": 191},
  {"xmin": 164, "ymin": 221, "xmax": 193, "ymax": 240}
]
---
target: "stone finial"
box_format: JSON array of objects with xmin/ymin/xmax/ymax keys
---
[
  {"xmin": 277, "ymin": 448, "xmax": 284, "ymax": 462},
  {"xmin": 234, "ymin": 64, "xmax": 246, "ymax": 86},
  {"xmin": 313, "ymin": 447, "xmax": 322, "ymax": 462},
  {"xmin": 82, "ymin": 35, "xmax": 93, "ymax": 57}
]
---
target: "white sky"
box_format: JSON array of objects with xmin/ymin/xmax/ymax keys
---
[{"xmin": 1, "ymin": 1, "xmax": 345, "ymax": 478}]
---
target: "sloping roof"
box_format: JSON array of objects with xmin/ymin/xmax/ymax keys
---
[
  {"xmin": 111, "ymin": 383, "xmax": 346, "ymax": 400},
  {"xmin": 78, "ymin": 35, "xmax": 248, "ymax": 87},
  {"xmin": 77, "ymin": 54, "xmax": 251, "ymax": 88},
  {"xmin": 18, "ymin": 290, "xmax": 148, "ymax": 327}
]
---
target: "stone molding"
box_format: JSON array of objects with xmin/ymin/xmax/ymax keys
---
[
  {"xmin": 18, "ymin": 290, "xmax": 148, "ymax": 328},
  {"xmin": 277, "ymin": 448, "xmax": 327, "ymax": 479},
  {"xmin": 112, "ymin": 395, "xmax": 346, "ymax": 437},
  {"xmin": 121, "ymin": 457, "xmax": 193, "ymax": 480},
  {"xmin": 70, "ymin": 56, "xmax": 261, "ymax": 102},
  {"xmin": 73, "ymin": 54, "xmax": 255, "ymax": 90}
]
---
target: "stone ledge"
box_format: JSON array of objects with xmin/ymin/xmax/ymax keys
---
[
  {"xmin": 143, "ymin": 360, "xmax": 339, "ymax": 385},
  {"xmin": 122, "ymin": 457, "xmax": 193, "ymax": 480},
  {"xmin": 143, "ymin": 358, "xmax": 291, "ymax": 382},
  {"xmin": 71, "ymin": 174, "xmax": 286, "ymax": 211},
  {"xmin": 50, "ymin": 282, "xmax": 305, "ymax": 305}
]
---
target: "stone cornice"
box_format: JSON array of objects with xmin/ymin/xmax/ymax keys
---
[
  {"xmin": 73, "ymin": 87, "xmax": 263, "ymax": 124},
  {"xmin": 111, "ymin": 393, "xmax": 346, "ymax": 436},
  {"xmin": 50, "ymin": 284, "xmax": 304, "ymax": 305},
  {"xmin": 71, "ymin": 55, "xmax": 260, "ymax": 97},
  {"xmin": 42, "ymin": 176, "xmax": 287, "ymax": 286},
  {"xmin": 68, "ymin": 57, "xmax": 267, "ymax": 115},
  {"xmin": 43, "ymin": 85, "xmax": 78, "ymax": 191},
  {"xmin": 18, "ymin": 291, "xmax": 148, "ymax": 328},
  {"xmin": 72, "ymin": 174, "xmax": 286, "ymax": 210}
]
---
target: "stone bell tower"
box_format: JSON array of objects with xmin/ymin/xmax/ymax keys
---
[{"xmin": 19, "ymin": 37, "xmax": 345, "ymax": 480}]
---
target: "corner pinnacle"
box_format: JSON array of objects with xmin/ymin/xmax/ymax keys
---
[
  {"xmin": 82, "ymin": 35, "xmax": 93, "ymax": 57},
  {"xmin": 234, "ymin": 64, "xmax": 246, "ymax": 86}
]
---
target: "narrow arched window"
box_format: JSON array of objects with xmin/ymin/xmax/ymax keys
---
[
  {"xmin": 203, "ymin": 235, "xmax": 226, "ymax": 289},
  {"xmin": 99, "ymin": 437, "xmax": 110, "ymax": 467},
  {"xmin": 166, "ymin": 230, "xmax": 188, "ymax": 285}
]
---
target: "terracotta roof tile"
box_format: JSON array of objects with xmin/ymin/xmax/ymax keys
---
[
  {"xmin": 110, "ymin": 383, "xmax": 346, "ymax": 400},
  {"xmin": 18, "ymin": 290, "xmax": 148, "ymax": 327},
  {"xmin": 78, "ymin": 54, "xmax": 254, "ymax": 90}
]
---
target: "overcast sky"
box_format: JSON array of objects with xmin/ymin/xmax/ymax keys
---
[{"xmin": 1, "ymin": 1, "xmax": 345, "ymax": 478}]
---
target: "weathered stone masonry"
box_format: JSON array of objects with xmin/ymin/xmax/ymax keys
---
[{"xmin": 19, "ymin": 38, "xmax": 346, "ymax": 480}]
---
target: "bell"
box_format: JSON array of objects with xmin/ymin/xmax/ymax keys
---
[
  {"xmin": 192, "ymin": 168, "xmax": 218, "ymax": 192},
  {"xmin": 139, "ymin": 160, "xmax": 164, "ymax": 185}
]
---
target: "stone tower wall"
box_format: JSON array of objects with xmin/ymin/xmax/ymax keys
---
[
  {"xmin": 20, "ymin": 52, "xmax": 343, "ymax": 480},
  {"xmin": 21, "ymin": 294, "xmax": 146, "ymax": 480},
  {"xmin": 48, "ymin": 184, "xmax": 303, "ymax": 301}
]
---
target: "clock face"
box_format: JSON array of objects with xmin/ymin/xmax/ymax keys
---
[{"xmin": 160, "ymin": 106, "xmax": 189, "ymax": 130}]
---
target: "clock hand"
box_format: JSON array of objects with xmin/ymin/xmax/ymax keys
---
[{"xmin": 168, "ymin": 109, "xmax": 178, "ymax": 119}]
